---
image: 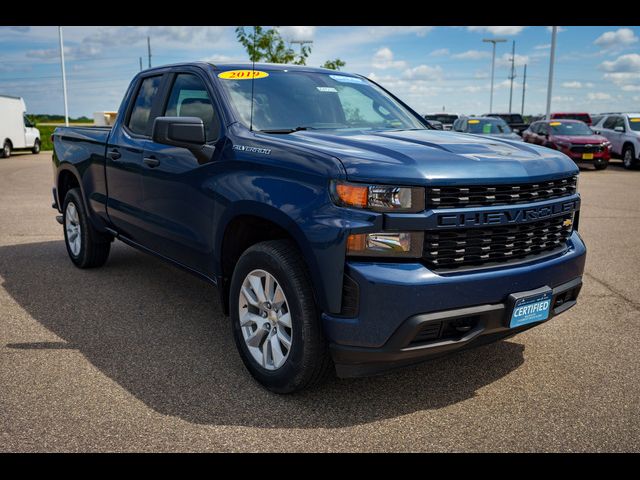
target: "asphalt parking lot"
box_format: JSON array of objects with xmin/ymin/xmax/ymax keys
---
[{"xmin": 1, "ymin": 152, "xmax": 639, "ymax": 452}]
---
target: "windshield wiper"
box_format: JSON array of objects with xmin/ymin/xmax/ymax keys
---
[{"xmin": 257, "ymin": 126, "xmax": 314, "ymax": 134}]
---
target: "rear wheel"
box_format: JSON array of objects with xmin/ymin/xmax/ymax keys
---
[
  {"xmin": 622, "ymin": 144, "xmax": 638, "ymax": 169},
  {"xmin": 63, "ymin": 188, "xmax": 111, "ymax": 268},
  {"xmin": 229, "ymin": 240, "xmax": 331, "ymax": 393},
  {"xmin": 32, "ymin": 139, "xmax": 41, "ymax": 154},
  {"xmin": 1, "ymin": 141, "xmax": 11, "ymax": 158}
]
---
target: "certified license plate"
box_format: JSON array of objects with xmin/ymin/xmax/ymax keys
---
[
  {"xmin": 510, "ymin": 290, "xmax": 553, "ymax": 328},
  {"xmin": 582, "ymin": 153, "xmax": 594, "ymax": 160}
]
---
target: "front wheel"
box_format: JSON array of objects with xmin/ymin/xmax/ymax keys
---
[
  {"xmin": 32, "ymin": 139, "xmax": 41, "ymax": 154},
  {"xmin": 594, "ymin": 158, "xmax": 609, "ymax": 170},
  {"xmin": 229, "ymin": 240, "xmax": 331, "ymax": 393}
]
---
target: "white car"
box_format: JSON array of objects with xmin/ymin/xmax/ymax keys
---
[
  {"xmin": 592, "ymin": 113, "xmax": 640, "ymax": 169},
  {"xmin": 0, "ymin": 95, "xmax": 41, "ymax": 158}
]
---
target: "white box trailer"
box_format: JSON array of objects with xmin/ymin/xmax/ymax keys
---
[{"xmin": 0, "ymin": 95, "xmax": 41, "ymax": 158}]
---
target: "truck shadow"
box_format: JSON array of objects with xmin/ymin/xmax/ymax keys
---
[{"xmin": 0, "ymin": 240, "xmax": 524, "ymax": 428}]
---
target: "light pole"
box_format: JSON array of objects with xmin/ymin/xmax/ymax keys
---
[
  {"xmin": 58, "ymin": 26, "xmax": 69, "ymax": 127},
  {"xmin": 483, "ymin": 38, "xmax": 506, "ymax": 114},
  {"xmin": 545, "ymin": 26, "xmax": 558, "ymax": 120},
  {"xmin": 508, "ymin": 41, "xmax": 516, "ymax": 113}
]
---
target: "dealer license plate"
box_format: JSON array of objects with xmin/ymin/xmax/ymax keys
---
[{"xmin": 510, "ymin": 290, "xmax": 553, "ymax": 328}]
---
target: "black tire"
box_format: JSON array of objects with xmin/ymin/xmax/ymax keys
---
[
  {"xmin": 32, "ymin": 139, "xmax": 41, "ymax": 154},
  {"xmin": 622, "ymin": 144, "xmax": 639, "ymax": 170},
  {"xmin": 594, "ymin": 158, "xmax": 609, "ymax": 170},
  {"xmin": 229, "ymin": 239, "xmax": 332, "ymax": 393},
  {"xmin": 62, "ymin": 188, "xmax": 111, "ymax": 268},
  {"xmin": 1, "ymin": 141, "xmax": 11, "ymax": 158}
]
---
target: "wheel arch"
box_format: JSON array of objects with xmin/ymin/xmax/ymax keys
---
[{"xmin": 216, "ymin": 202, "xmax": 330, "ymax": 316}]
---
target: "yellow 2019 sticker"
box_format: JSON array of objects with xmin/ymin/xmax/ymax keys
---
[
  {"xmin": 218, "ymin": 70, "xmax": 269, "ymax": 80},
  {"xmin": 630, "ymin": 118, "xmax": 640, "ymax": 122},
  {"xmin": 549, "ymin": 122, "xmax": 562, "ymax": 126},
  {"xmin": 468, "ymin": 119, "xmax": 480, "ymax": 124}
]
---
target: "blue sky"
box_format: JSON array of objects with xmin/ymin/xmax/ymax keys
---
[{"xmin": 1, "ymin": 26, "xmax": 639, "ymax": 117}]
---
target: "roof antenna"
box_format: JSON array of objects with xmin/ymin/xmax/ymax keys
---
[{"xmin": 249, "ymin": 25, "xmax": 256, "ymax": 132}]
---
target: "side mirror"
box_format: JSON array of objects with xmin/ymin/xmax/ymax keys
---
[
  {"xmin": 152, "ymin": 116, "xmax": 214, "ymax": 164},
  {"xmin": 152, "ymin": 116, "xmax": 205, "ymax": 147},
  {"xmin": 614, "ymin": 126, "xmax": 625, "ymax": 133}
]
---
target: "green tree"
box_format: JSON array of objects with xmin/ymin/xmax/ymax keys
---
[
  {"xmin": 235, "ymin": 26, "xmax": 310, "ymax": 65},
  {"xmin": 321, "ymin": 59, "xmax": 346, "ymax": 71}
]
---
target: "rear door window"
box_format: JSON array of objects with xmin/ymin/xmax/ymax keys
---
[
  {"xmin": 602, "ymin": 116, "xmax": 617, "ymax": 130},
  {"xmin": 128, "ymin": 75, "xmax": 163, "ymax": 136}
]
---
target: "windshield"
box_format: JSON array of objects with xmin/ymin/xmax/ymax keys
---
[
  {"xmin": 467, "ymin": 118, "xmax": 512, "ymax": 134},
  {"xmin": 425, "ymin": 114, "xmax": 458, "ymax": 124},
  {"xmin": 216, "ymin": 69, "xmax": 425, "ymax": 132},
  {"xmin": 490, "ymin": 114, "xmax": 523, "ymax": 123},
  {"xmin": 552, "ymin": 113, "xmax": 591, "ymax": 123},
  {"xmin": 629, "ymin": 117, "xmax": 640, "ymax": 132},
  {"xmin": 549, "ymin": 121, "xmax": 593, "ymax": 135}
]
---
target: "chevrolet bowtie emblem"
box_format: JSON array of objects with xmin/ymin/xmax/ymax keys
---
[{"xmin": 563, "ymin": 218, "xmax": 573, "ymax": 228}]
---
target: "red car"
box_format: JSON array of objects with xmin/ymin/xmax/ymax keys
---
[
  {"xmin": 550, "ymin": 112, "xmax": 592, "ymax": 126},
  {"xmin": 523, "ymin": 119, "xmax": 611, "ymax": 170}
]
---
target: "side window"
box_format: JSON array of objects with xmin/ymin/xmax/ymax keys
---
[
  {"xmin": 128, "ymin": 75, "xmax": 163, "ymax": 135},
  {"xmin": 539, "ymin": 124, "xmax": 548, "ymax": 135},
  {"xmin": 602, "ymin": 116, "xmax": 616, "ymax": 130},
  {"xmin": 23, "ymin": 115, "xmax": 33, "ymax": 128},
  {"xmin": 530, "ymin": 123, "xmax": 539, "ymax": 134},
  {"xmin": 615, "ymin": 116, "xmax": 626, "ymax": 130},
  {"xmin": 164, "ymin": 73, "xmax": 220, "ymax": 142}
]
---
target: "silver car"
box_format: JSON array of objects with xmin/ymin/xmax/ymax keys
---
[
  {"xmin": 592, "ymin": 113, "xmax": 640, "ymax": 169},
  {"xmin": 453, "ymin": 116, "xmax": 523, "ymax": 141}
]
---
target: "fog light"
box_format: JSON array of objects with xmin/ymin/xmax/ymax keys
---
[{"xmin": 346, "ymin": 232, "xmax": 423, "ymax": 258}]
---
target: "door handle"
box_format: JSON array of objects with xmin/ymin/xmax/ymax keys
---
[
  {"xmin": 143, "ymin": 156, "xmax": 160, "ymax": 168},
  {"xmin": 108, "ymin": 149, "xmax": 121, "ymax": 160}
]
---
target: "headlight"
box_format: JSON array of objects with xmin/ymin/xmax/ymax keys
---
[
  {"xmin": 331, "ymin": 181, "xmax": 425, "ymax": 213},
  {"xmin": 346, "ymin": 232, "xmax": 424, "ymax": 258}
]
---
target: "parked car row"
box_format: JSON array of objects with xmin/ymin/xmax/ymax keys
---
[{"xmin": 422, "ymin": 110, "xmax": 640, "ymax": 171}]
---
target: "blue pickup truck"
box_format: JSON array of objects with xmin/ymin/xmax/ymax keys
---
[{"xmin": 51, "ymin": 62, "xmax": 586, "ymax": 393}]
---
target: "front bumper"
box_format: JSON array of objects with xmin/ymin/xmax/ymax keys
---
[
  {"xmin": 324, "ymin": 231, "xmax": 586, "ymax": 377},
  {"xmin": 563, "ymin": 149, "xmax": 610, "ymax": 164}
]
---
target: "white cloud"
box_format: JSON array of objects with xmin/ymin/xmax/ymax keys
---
[
  {"xmin": 278, "ymin": 26, "xmax": 316, "ymax": 41},
  {"xmin": 430, "ymin": 48, "xmax": 450, "ymax": 57},
  {"xmin": 594, "ymin": 28, "xmax": 638, "ymax": 50},
  {"xmin": 402, "ymin": 64, "xmax": 444, "ymax": 81},
  {"xmin": 587, "ymin": 92, "xmax": 612, "ymax": 101},
  {"xmin": 534, "ymin": 44, "xmax": 551, "ymax": 50},
  {"xmin": 600, "ymin": 53, "xmax": 640, "ymax": 73},
  {"xmin": 372, "ymin": 47, "xmax": 407, "ymax": 69},
  {"xmin": 562, "ymin": 81, "xmax": 583, "ymax": 88},
  {"xmin": 452, "ymin": 50, "xmax": 490, "ymax": 60},
  {"xmin": 496, "ymin": 53, "xmax": 529, "ymax": 68},
  {"xmin": 622, "ymin": 85, "xmax": 640, "ymax": 92},
  {"xmin": 467, "ymin": 26, "xmax": 526, "ymax": 36},
  {"xmin": 552, "ymin": 95, "xmax": 574, "ymax": 102}
]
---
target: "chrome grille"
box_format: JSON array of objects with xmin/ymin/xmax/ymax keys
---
[
  {"xmin": 570, "ymin": 145, "xmax": 603, "ymax": 154},
  {"xmin": 423, "ymin": 214, "xmax": 573, "ymax": 270},
  {"xmin": 426, "ymin": 176, "xmax": 577, "ymax": 209}
]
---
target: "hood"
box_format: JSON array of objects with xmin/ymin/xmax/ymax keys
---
[
  {"xmin": 553, "ymin": 134, "xmax": 608, "ymax": 144},
  {"xmin": 264, "ymin": 129, "xmax": 578, "ymax": 185}
]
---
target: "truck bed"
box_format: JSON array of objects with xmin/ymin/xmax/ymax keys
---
[{"xmin": 53, "ymin": 125, "xmax": 112, "ymax": 145}]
